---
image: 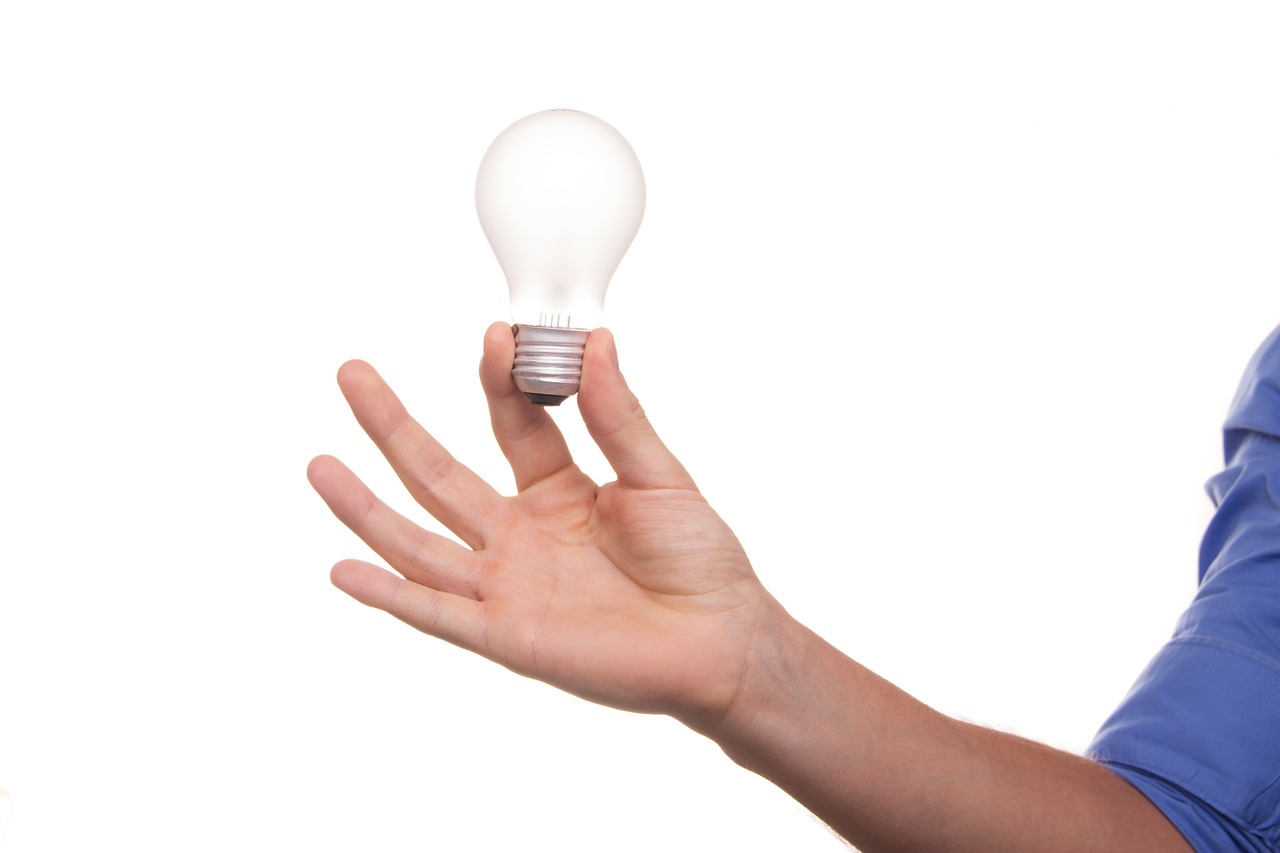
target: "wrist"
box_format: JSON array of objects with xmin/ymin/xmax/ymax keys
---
[
  {"xmin": 677, "ymin": 608, "xmax": 963, "ymax": 849},
  {"xmin": 677, "ymin": 602, "xmax": 828, "ymax": 760}
]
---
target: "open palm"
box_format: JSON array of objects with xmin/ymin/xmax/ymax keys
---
[{"xmin": 309, "ymin": 324, "xmax": 778, "ymax": 723}]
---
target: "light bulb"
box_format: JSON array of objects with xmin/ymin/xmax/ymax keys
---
[{"xmin": 476, "ymin": 109, "xmax": 646, "ymax": 405}]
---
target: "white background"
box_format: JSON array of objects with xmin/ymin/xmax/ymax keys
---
[{"xmin": 1, "ymin": 2, "xmax": 1278, "ymax": 850}]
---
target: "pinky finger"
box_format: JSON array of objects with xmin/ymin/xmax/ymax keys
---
[{"xmin": 331, "ymin": 560, "xmax": 486, "ymax": 654}]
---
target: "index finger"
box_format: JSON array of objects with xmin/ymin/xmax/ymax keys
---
[{"xmin": 479, "ymin": 322, "xmax": 576, "ymax": 491}]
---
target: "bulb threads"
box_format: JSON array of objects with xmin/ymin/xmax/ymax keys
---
[{"xmin": 512, "ymin": 324, "xmax": 591, "ymax": 406}]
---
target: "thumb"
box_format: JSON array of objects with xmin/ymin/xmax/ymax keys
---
[{"xmin": 578, "ymin": 329, "xmax": 696, "ymax": 491}]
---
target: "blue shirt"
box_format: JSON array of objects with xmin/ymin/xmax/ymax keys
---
[{"xmin": 1089, "ymin": 325, "xmax": 1280, "ymax": 851}]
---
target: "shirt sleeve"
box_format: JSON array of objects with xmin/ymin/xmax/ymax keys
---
[{"xmin": 1088, "ymin": 324, "xmax": 1280, "ymax": 852}]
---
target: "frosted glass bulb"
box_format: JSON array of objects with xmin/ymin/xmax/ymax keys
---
[{"xmin": 476, "ymin": 109, "xmax": 646, "ymax": 405}]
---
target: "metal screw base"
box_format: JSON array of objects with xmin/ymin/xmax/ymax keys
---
[{"xmin": 512, "ymin": 325, "xmax": 590, "ymax": 405}]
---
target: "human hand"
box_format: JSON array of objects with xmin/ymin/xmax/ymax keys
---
[
  {"xmin": 308, "ymin": 324, "xmax": 782, "ymax": 724},
  {"xmin": 308, "ymin": 324, "xmax": 1198, "ymax": 853}
]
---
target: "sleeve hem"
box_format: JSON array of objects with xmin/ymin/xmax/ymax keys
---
[{"xmin": 1089, "ymin": 638, "xmax": 1280, "ymax": 850}]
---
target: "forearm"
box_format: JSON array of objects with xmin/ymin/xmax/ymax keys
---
[{"xmin": 683, "ymin": 613, "xmax": 1193, "ymax": 853}]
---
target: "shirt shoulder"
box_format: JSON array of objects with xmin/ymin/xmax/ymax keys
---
[{"xmin": 1090, "ymin": 324, "xmax": 1280, "ymax": 852}]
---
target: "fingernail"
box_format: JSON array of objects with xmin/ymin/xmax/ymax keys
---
[{"xmin": 609, "ymin": 337, "xmax": 620, "ymax": 371}]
